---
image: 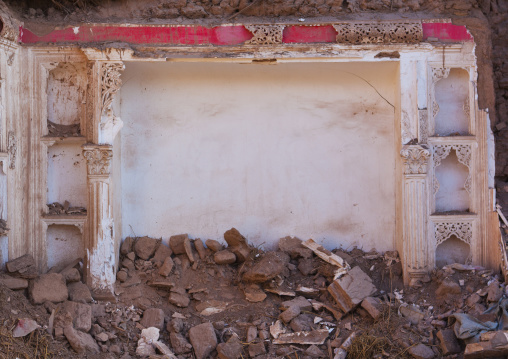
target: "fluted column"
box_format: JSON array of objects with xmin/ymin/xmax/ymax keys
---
[{"xmin": 400, "ymin": 145, "xmax": 430, "ymax": 286}]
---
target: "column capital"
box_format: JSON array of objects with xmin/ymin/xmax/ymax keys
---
[
  {"xmin": 400, "ymin": 145, "xmax": 430, "ymax": 175},
  {"xmin": 83, "ymin": 145, "xmax": 113, "ymax": 176}
]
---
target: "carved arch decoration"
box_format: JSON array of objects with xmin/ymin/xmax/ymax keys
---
[
  {"xmin": 434, "ymin": 221, "xmax": 473, "ymax": 264},
  {"xmin": 432, "ymin": 144, "xmax": 472, "ymax": 195}
]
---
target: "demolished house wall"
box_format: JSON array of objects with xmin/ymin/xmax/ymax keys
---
[
  {"xmin": 118, "ymin": 61, "xmax": 398, "ymax": 251},
  {"xmin": 0, "ymin": 0, "xmax": 504, "ymax": 290}
]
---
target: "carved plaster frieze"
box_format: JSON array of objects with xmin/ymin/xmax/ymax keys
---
[
  {"xmin": 418, "ymin": 109, "xmax": 428, "ymax": 144},
  {"xmin": 333, "ymin": 21, "xmax": 422, "ymax": 44},
  {"xmin": 83, "ymin": 146, "xmax": 113, "ymax": 176},
  {"xmin": 463, "ymin": 98, "xmax": 470, "ymax": 122},
  {"xmin": 401, "ymin": 111, "xmax": 414, "ymax": 145},
  {"xmin": 435, "ymin": 221, "xmax": 472, "ymax": 246},
  {"xmin": 400, "ymin": 145, "xmax": 430, "ymax": 175},
  {"xmin": 431, "ymin": 67, "xmax": 450, "ymax": 84},
  {"xmin": 433, "ymin": 144, "xmax": 472, "ymax": 194},
  {"xmin": 245, "ymin": 25, "xmax": 284, "ymax": 45},
  {"xmin": 100, "ymin": 62, "xmax": 124, "ymax": 117},
  {"xmin": 7, "ymin": 131, "xmax": 15, "ymax": 169}
]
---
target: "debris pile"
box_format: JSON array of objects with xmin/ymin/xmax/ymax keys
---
[
  {"xmin": 1, "ymin": 228, "xmax": 508, "ymax": 358},
  {"xmin": 47, "ymin": 201, "xmax": 87, "ymax": 215},
  {"xmin": 47, "ymin": 120, "xmax": 81, "ymax": 137}
]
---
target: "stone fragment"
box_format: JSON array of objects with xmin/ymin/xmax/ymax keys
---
[
  {"xmin": 361, "ymin": 297, "xmax": 383, "ymax": 320},
  {"xmin": 248, "ymin": 342, "xmax": 266, "ymax": 357},
  {"xmin": 400, "ymin": 305, "xmax": 424, "ymax": 325},
  {"xmin": 68, "ymin": 282, "xmax": 92, "ymax": 303},
  {"xmin": 298, "ymin": 258, "xmax": 316, "ymax": 276},
  {"xmin": 466, "ymin": 293, "xmax": 481, "ymax": 307},
  {"xmin": 126, "ymin": 251, "xmax": 136, "ymax": 261},
  {"xmin": 217, "ymin": 336, "xmax": 243, "ymax": 359},
  {"xmin": 205, "ymin": 239, "xmax": 223, "ymax": 252},
  {"xmin": 408, "ymin": 344, "xmax": 435, "ymax": 359},
  {"xmin": 295, "ymin": 285, "xmax": 319, "ymax": 298},
  {"xmin": 242, "ymin": 252, "xmax": 290, "ymax": 283},
  {"xmin": 154, "ymin": 340, "xmax": 177, "ymax": 357},
  {"xmin": 120, "ymin": 237, "xmax": 133, "ymax": 255},
  {"xmin": 305, "ymin": 345, "xmax": 325, "ymax": 358},
  {"xmin": 437, "ymin": 329, "xmax": 461, "ymax": 355},
  {"xmin": 224, "ymin": 228, "xmax": 251, "ymax": 262},
  {"xmin": 183, "ymin": 238, "xmax": 195, "ymax": 263},
  {"xmin": 95, "ymin": 332, "xmax": 109, "ymax": 342},
  {"xmin": 134, "ymin": 236, "xmax": 158, "ymax": 260},
  {"xmin": 136, "ymin": 327, "xmax": 159, "ymax": 357},
  {"xmin": 487, "ymin": 281, "xmax": 503, "ymax": 302},
  {"xmin": 61, "ymin": 301, "xmax": 92, "ymax": 332},
  {"xmin": 194, "ymin": 239, "xmax": 207, "ymax": 260},
  {"xmin": 6, "ymin": 254, "xmax": 35, "ymax": 273},
  {"xmin": 152, "ymin": 244, "xmax": 172, "ymax": 264},
  {"xmin": 273, "ymin": 329, "xmax": 329, "ymax": 345},
  {"xmin": 64, "ymin": 326, "xmax": 99, "ymax": 354},
  {"xmin": 436, "ymin": 279, "xmax": 461, "ymax": 298},
  {"xmin": 279, "ymin": 306, "xmax": 301, "ymax": 324},
  {"xmin": 214, "ymin": 250, "xmax": 236, "ymax": 265},
  {"xmin": 61, "ymin": 267, "xmax": 81, "ymax": 283},
  {"xmin": 170, "ymin": 332, "xmax": 193, "ymax": 354},
  {"xmin": 290, "ymin": 314, "xmax": 313, "ymax": 332},
  {"xmin": 244, "ymin": 284, "xmax": 267, "ymax": 302},
  {"xmin": 279, "ymin": 236, "xmax": 313, "ymax": 259},
  {"xmin": 188, "ymin": 322, "xmax": 218, "ymax": 359},
  {"xmin": 169, "ymin": 234, "xmax": 189, "ymax": 254},
  {"xmin": 0, "ymin": 275, "xmax": 28, "ymax": 290},
  {"xmin": 116, "ymin": 270, "xmax": 127, "ymax": 282},
  {"xmin": 140, "ymin": 308, "xmax": 165, "ymax": 330},
  {"xmin": 282, "ymin": 296, "xmax": 312, "ymax": 312},
  {"xmin": 12, "ymin": 318, "xmax": 40, "ymax": 337},
  {"xmin": 29, "ymin": 273, "xmax": 68, "ymax": 304},
  {"xmin": 270, "ymin": 320, "xmax": 286, "ymax": 339},
  {"xmin": 168, "ymin": 291, "xmax": 190, "ymax": 308},
  {"xmin": 246, "ymin": 325, "xmax": 258, "ymax": 342},
  {"xmin": 159, "ymin": 257, "xmax": 174, "ymax": 277},
  {"xmin": 464, "ymin": 340, "xmax": 508, "ymax": 358},
  {"xmin": 327, "ymin": 266, "xmax": 377, "ymax": 313}
]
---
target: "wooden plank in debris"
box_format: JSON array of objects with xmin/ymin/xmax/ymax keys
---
[
  {"xmin": 464, "ymin": 341, "xmax": 508, "ymax": 359},
  {"xmin": 302, "ymin": 239, "xmax": 349, "ymax": 270},
  {"xmin": 273, "ymin": 329, "xmax": 329, "ymax": 345}
]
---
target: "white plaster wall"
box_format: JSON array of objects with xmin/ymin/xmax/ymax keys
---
[
  {"xmin": 119, "ymin": 61, "xmax": 397, "ymax": 251},
  {"xmin": 434, "ymin": 68, "xmax": 470, "ymax": 136},
  {"xmin": 46, "ymin": 225, "xmax": 83, "ymax": 269},
  {"xmin": 47, "ymin": 63, "xmax": 86, "ymax": 126},
  {"xmin": 435, "ymin": 151, "xmax": 470, "ymax": 212},
  {"xmin": 47, "ymin": 143, "xmax": 87, "ymax": 207}
]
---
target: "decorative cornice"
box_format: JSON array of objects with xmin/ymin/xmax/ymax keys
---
[
  {"xmin": 400, "ymin": 145, "xmax": 430, "ymax": 175},
  {"xmin": 245, "ymin": 25, "xmax": 284, "ymax": 45},
  {"xmin": 333, "ymin": 21, "xmax": 422, "ymax": 44},
  {"xmin": 100, "ymin": 62, "xmax": 124, "ymax": 117},
  {"xmin": 83, "ymin": 145, "xmax": 113, "ymax": 176}
]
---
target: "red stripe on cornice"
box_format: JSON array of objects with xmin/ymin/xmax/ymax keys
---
[{"xmin": 422, "ymin": 23, "xmax": 473, "ymax": 42}]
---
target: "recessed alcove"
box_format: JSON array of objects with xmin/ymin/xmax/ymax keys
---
[
  {"xmin": 435, "ymin": 150, "xmax": 470, "ymax": 213},
  {"xmin": 46, "ymin": 224, "xmax": 83, "ymax": 270},
  {"xmin": 47, "ymin": 143, "xmax": 87, "ymax": 208},
  {"xmin": 117, "ymin": 61, "xmax": 398, "ymax": 251},
  {"xmin": 434, "ymin": 68, "xmax": 470, "ymax": 136},
  {"xmin": 435, "ymin": 234, "xmax": 470, "ymax": 267}
]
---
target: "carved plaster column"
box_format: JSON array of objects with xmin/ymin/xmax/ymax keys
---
[
  {"xmin": 83, "ymin": 61, "xmax": 123, "ymax": 293},
  {"xmin": 400, "ymin": 145, "xmax": 431, "ymax": 286},
  {"xmin": 83, "ymin": 145, "xmax": 115, "ymax": 290}
]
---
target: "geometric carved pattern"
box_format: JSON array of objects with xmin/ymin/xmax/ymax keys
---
[
  {"xmin": 431, "ymin": 68, "xmax": 450, "ymax": 127},
  {"xmin": 401, "ymin": 111, "xmax": 413, "ymax": 145},
  {"xmin": 83, "ymin": 147, "xmax": 113, "ymax": 176},
  {"xmin": 100, "ymin": 63, "xmax": 124, "ymax": 116},
  {"xmin": 432, "ymin": 144, "xmax": 472, "ymax": 194},
  {"xmin": 400, "ymin": 145, "xmax": 430, "ymax": 174},
  {"xmin": 435, "ymin": 221, "xmax": 472, "ymax": 246},
  {"xmin": 418, "ymin": 109, "xmax": 428, "ymax": 144},
  {"xmin": 245, "ymin": 25, "xmax": 284, "ymax": 45},
  {"xmin": 333, "ymin": 21, "xmax": 422, "ymax": 44}
]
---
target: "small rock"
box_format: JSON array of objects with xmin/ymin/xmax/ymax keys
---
[
  {"xmin": 168, "ymin": 291, "xmax": 190, "ymax": 308},
  {"xmin": 224, "ymin": 228, "xmax": 251, "ymax": 262},
  {"xmin": 305, "ymin": 345, "xmax": 325, "ymax": 358},
  {"xmin": 279, "ymin": 236, "xmax": 313, "ymax": 259},
  {"xmin": 436, "ymin": 279, "xmax": 461, "ymax": 298},
  {"xmin": 328, "ymin": 266, "xmax": 377, "ymax": 314},
  {"xmin": 188, "ymin": 322, "xmax": 218, "ymax": 359},
  {"xmin": 361, "ymin": 297, "xmax": 383, "ymax": 320},
  {"xmin": 400, "ymin": 305, "xmax": 424, "ymax": 325},
  {"xmin": 0, "ymin": 275, "xmax": 28, "ymax": 290},
  {"xmin": 205, "ymin": 239, "xmax": 223, "ymax": 252},
  {"xmin": 134, "ymin": 236, "xmax": 158, "ymax": 260},
  {"xmin": 6, "ymin": 254, "xmax": 35, "ymax": 273},
  {"xmin": 466, "ymin": 293, "xmax": 481, "ymax": 307},
  {"xmin": 109, "ymin": 344, "xmax": 122, "ymax": 354},
  {"xmin": 95, "ymin": 332, "xmax": 109, "ymax": 342},
  {"xmin": 68, "ymin": 282, "xmax": 92, "ymax": 303},
  {"xmin": 487, "ymin": 281, "xmax": 503, "ymax": 302},
  {"xmin": 282, "ymin": 296, "xmax": 312, "ymax": 312},
  {"xmin": 120, "ymin": 237, "xmax": 133, "ymax": 255},
  {"xmin": 437, "ymin": 329, "xmax": 461, "ymax": 355},
  {"xmin": 116, "ymin": 270, "xmax": 128, "ymax": 282},
  {"xmin": 214, "ymin": 250, "xmax": 236, "ymax": 265},
  {"xmin": 290, "ymin": 314, "xmax": 314, "ymax": 332},
  {"xmin": 244, "ymin": 284, "xmax": 267, "ymax": 302},
  {"xmin": 29, "ymin": 273, "xmax": 68, "ymax": 304},
  {"xmin": 217, "ymin": 336, "xmax": 243, "ymax": 359},
  {"xmin": 12, "ymin": 318, "xmax": 40, "ymax": 337},
  {"xmin": 246, "ymin": 326, "xmax": 258, "ymax": 342},
  {"xmin": 242, "ymin": 252, "xmax": 290, "ymax": 283},
  {"xmin": 170, "ymin": 332, "xmax": 192, "ymax": 354},
  {"xmin": 248, "ymin": 342, "xmax": 266, "ymax": 357},
  {"xmin": 169, "ymin": 234, "xmax": 189, "ymax": 254},
  {"xmin": 279, "ymin": 306, "xmax": 300, "ymax": 324},
  {"xmin": 159, "ymin": 257, "xmax": 174, "ymax": 277},
  {"xmin": 64, "ymin": 326, "xmax": 99, "ymax": 354},
  {"xmin": 140, "ymin": 308, "xmax": 165, "ymax": 330},
  {"xmin": 152, "ymin": 244, "xmax": 172, "ymax": 264},
  {"xmin": 298, "ymin": 258, "xmax": 316, "ymax": 276},
  {"xmin": 61, "ymin": 268, "xmax": 81, "ymax": 283},
  {"xmin": 194, "ymin": 239, "xmax": 207, "ymax": 260},
  {"xmin": 61, "ymin": 301, "xmax": 92, "ymax": 332},
  {"xmin": 408, "ymin": 343, "xmax": 435, "ymax": 359}
]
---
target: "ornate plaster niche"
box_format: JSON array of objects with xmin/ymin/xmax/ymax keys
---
[
  {"xmin": 433, "ymin": 68, "xmax": 471, "ymax": 137},
  {"xmin": 46, "ymin": 224, "xmax": 84, "ymax": 270},
  {"xmin": 435, "ymin": 234, "xmax": 471, "ymax": 268},
  {"xmin": 46, "ymin": 62, "xmax": 86, "ymax": 136}
]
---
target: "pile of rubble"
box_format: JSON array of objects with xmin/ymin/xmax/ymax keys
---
[
  {"xmin": 47, "ymin": 201, "xmax": 87, "ymax": 216},
  {"xmin": 1, "ymin": 228, "xmax": 508, "ymax": 358}
]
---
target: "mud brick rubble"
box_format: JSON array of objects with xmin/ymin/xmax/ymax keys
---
[{"xmin": 1, "ymin": 228, "xmax": 508, "ymax": 358}]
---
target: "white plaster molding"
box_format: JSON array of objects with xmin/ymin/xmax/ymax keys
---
[
  {"xmin": 432, "ymin": 143, "xmax": 472, "ymax": 194},
  {"xmin": 83, "ymin": 145, "xmax": 113, "ymax": 176},
  {"xmin": 245, "ymin": 25, "xmax": 285, "ymax": 45},
  {"xmin": 42, "ymin": 215, "xmax": 87, "ymax": 234},
  {"xmin": 400, "ymin": 145, "xmax": 430, "ymax": 175},
  {"xmin": 333, "ymin": 21, "xmax": 422, "ymax": 44},
  {"xmin": 401, "ymin": 111, "xmax": 414, "ymax": 145}
]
